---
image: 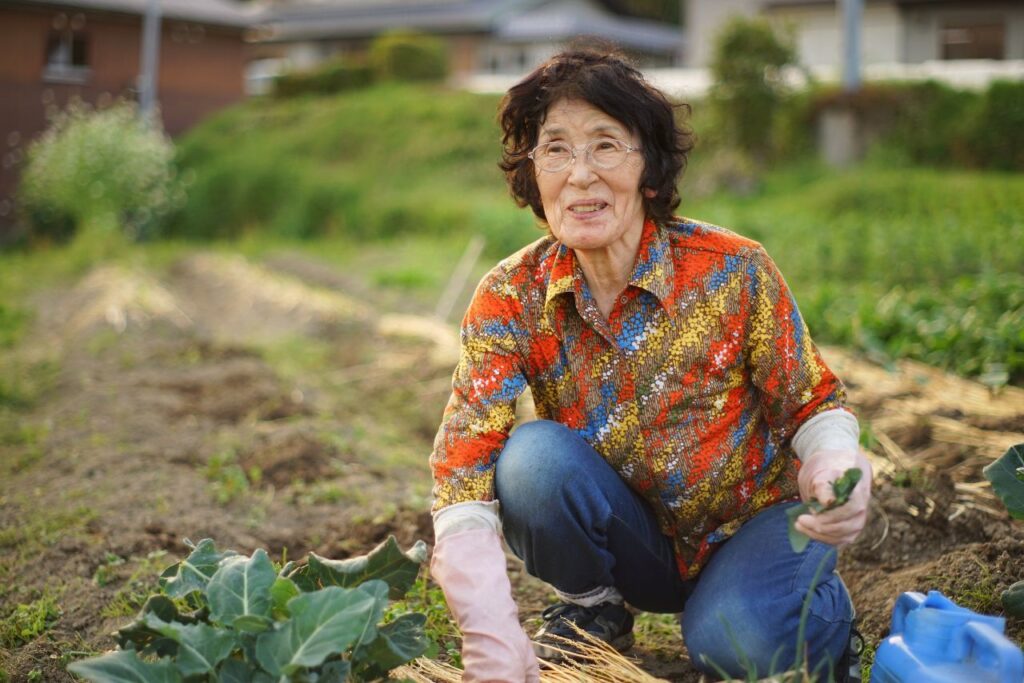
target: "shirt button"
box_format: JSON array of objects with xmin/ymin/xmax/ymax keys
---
[{"xmin": 619, "ymin": 295, "xmax": 628, "ymax": 304}]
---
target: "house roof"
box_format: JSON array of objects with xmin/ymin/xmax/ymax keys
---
[
  {"xmin": 263, "ymin": 0, "xmax": 682, "ymax": 54},
  {"xmin": 762, "ymin": 0, "xmax": 1016, "ymax": 6},
  {"xmin": 264, "ymin": 0, "xmax": 530, "ymax": 39},
  {"xmin": 498, "ymin": 0, "xmax": 682, "ymax": 52},
  {"xmin": 4, "ymin": 0, "xmax": 259, "ymax": 28}
]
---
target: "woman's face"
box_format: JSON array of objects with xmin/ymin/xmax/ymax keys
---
[{"xmin": 534, "ymin": 98, "xmax": 646, "ymax": 255}]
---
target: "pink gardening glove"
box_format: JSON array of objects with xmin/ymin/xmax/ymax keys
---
[
  {"xmin": 795, "ymin": 448, "xmax": 873, "ymax": 547},
  {"xmin": 430, "ymin": 527, "xmax": 540, "ymax": 683}
]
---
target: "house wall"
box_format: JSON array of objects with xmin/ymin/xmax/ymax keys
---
[
  {"xmin": 685, "ymin": 0, "xmax": 760, "ymax": 67},
  {"xmin": 902, "ymin": 3, "xmax": 1024, "ymax": 62},
  {"xmin": 764, "ymin": 3, "xmax": 902, "ymax": 67},
  {"xmin": 0, "ymin": 4, "xmax": 247, "ymax": 236}
]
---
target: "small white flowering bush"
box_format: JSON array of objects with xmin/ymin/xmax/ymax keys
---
[{"xmin": 18, "ymin": 101, "xmax": 183, "ymax": 242}]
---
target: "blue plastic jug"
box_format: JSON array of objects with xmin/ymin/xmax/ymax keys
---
[{"xmin": 870, "ymin": 590, "xmax": 1023, "ymax": 683}]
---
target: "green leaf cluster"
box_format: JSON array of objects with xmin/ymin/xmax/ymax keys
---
[
  {"xmin": 786, "ymin": 468, "xmax": 863, "ymax": 553},
  {"xmin": 68, "ymin": 536, "xmax": 430, "ymax": 682}
]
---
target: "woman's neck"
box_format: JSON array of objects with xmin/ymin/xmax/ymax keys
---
[{"xmin": 575, "ymin": 234, "xmax": 641, "ymax": 320}]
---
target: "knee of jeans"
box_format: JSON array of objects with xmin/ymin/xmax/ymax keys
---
[
  {"xmin": 682, "ymin": 575, "xmax": 853, "ymax": 679},
  {"xmin": 495, "ymin": 420, "xmax": 576, "ymax": 508},
  {"xmin": 682, "ymin": 591, "xmax": 783, "ymax": 678}
]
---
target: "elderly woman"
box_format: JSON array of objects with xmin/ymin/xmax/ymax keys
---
[{"xmin": 428, "ymin": 48, "xmax": 871, "ymax": 682}]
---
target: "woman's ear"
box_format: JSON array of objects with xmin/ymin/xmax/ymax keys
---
[{"xmin": 642, "ymin": 187, "xmax": 657, "ymax": 199}]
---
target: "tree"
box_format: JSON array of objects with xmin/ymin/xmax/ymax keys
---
[{"xmin": 709, "ymin": 16, "xmax": 796, "ymax": 160}]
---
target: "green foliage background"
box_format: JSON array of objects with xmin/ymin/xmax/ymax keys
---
[{"xmin": 162, "ymin": 82, "xmax": 1024, "ymax": 385}]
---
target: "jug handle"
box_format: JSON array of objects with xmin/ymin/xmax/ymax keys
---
[
  {"xmin": 891, "ymin": 592, "xmax": 926, "ymax": 635},
  {"xmin": 959, "ymin": 621, "xmax": 1024, "ymax": 683}
]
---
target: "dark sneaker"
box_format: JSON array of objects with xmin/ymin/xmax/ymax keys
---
[
  {"xmin": 836, "ymin": 621, "xmax": 864, "ymax": 683},
  {"xmin": 531, "ymin": 601, "xmax": 635, "ymax": 661}
]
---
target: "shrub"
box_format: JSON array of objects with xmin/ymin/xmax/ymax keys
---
[
  {"xmin": 966, "ymin": 80, "xmax": 1024, "ymax": 171},
  {"xmin": 273, "ymin": 59, "xmax": 374, "ymax": 98},
  {"xmin": 798, "ymin": 79, "xmax": 1024, "ymax": 170},
  {"xmin": 369, "ymin": 30, "xmax": 448, "ymax": 82},
  {"xmin": 17, "ymin": 101, "xmax": 182, "ymax": 242},
  {"xmin": 708, "ymin": 17, "xmax": 796, "ymax": 159}
]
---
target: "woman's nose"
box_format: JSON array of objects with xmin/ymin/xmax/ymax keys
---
[{"xmin": 566, "ymin": 154, "xmax": 597, "ymax": 187}]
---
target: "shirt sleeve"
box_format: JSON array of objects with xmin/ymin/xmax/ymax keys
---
[
  {"xmin": 743, "ymin": 247, "xmax": 852, "ymax": 446},
  {"xmin": 429, "ymin": 266, "xmax": 529, "ymax": 512}
]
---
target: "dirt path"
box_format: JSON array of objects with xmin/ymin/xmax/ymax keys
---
[{"xmin": 1, "ymin": 251, "xmax": 1022, "ymax": 682}]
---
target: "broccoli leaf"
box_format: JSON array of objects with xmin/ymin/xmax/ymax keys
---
[
  {"xmin": 141, "ymin": 616, "xmax": 237, "ymax": 677},
  {"xmin": 160, "ymin": 538, "xmax": 238, "ymax": 599},
  {"xmin": 255, "ymin": 581, "xmax": 388, "ymax": 676},
  {"xmin": 786, "ymin": 467, "xmax": 863, "ymax": 553},
  {"xmin": 207, "ymin": 549, "xmax": 276, "ymax": 629},
  {"xmin": 286, "ymin": 535, "xmax": 427, "ymax": 599},
  {"xmin": 67, "ymin": 649, "xmax": 182, "ymax": 683},
  {"xmin": 352, "ymin": 612, "xmax": 430, "ymax": 679},
  {"xmin": 983, "ymin": 443, "xmax": 1024, "ymax": 519}
]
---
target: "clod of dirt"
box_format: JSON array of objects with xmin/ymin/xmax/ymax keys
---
[
  {"xmin": 889, "ymin": 419, "xmax": 933, "ymax": 450},
  {"xmin": 317, "ymin": 508, "xmax": 435, "ymax": 559},
  {"xmin": 238, "ymin": 426, "xmax": 339, "ymax": 488},
  {"xmin": 145, "ymin": 356, "xmax": 307, "ymax": 423}
]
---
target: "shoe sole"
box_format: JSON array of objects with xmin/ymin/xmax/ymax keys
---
[{"xmin": 533, "ymin": 632, "xmax": 636, "ymax": 662}]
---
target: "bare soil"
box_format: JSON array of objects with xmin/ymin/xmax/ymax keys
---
[{"xmin": 1, "ymin": 251, "xmax": 1022, "ymax": 682}]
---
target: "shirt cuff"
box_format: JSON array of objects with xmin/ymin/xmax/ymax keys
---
[
  {"xmin": 432, "ymin": 500, "xmax": 502, "ymax": 541},
  {"xmin": 792, "ymin": 408, "xmax": 860, "ymax": 461}
]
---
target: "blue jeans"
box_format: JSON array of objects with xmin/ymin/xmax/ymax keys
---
[{"xmin": 494, "ymin": 420, "xmax": 854, "ymax": 680}]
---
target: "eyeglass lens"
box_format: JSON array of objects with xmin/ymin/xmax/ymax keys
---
[{"xmin": 534, "ymin": 140, "xmax": 630, "ymax": 171}]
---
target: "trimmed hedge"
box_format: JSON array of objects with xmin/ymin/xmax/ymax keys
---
[
  {"xmin": 778, "ymin": 79, "xmax": 1024, "ymax": 170},
  {"xmin": 369, "ymin": 30, "xmax": 448, "ymax": 83},
  {"xmin": 273, "ymin": 59, "xmax": 373, "ymax": 98}
]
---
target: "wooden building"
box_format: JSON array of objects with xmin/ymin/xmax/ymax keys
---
[{"xmin": 0, "ymin": 0, "xmax": 256, "ymax": 236}]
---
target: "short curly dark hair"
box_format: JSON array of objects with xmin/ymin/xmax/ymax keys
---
[{"xmin": 498, "ymin": 48, "xmax": 694, "ymax": 227}]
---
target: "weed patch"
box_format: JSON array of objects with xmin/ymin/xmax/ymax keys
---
[
  {"xmin": 0, "ymin": 589, "xmax": 62, "ymax": 648},
  {"xmin": 386, "ymin": 574, "xmax": 461, "ymax": 665},
  {"xmin": 204, "ymin": 449, "xmax": 260, "ymax": 505},
  {"xmin": 0, "ymin": 358, "xmax": 60, "ymax": 411},
  {"xmin": 100, "ymin": 551, "xmax": 169, "ymax": 619},
  {"xmin": 0, "ymin": 504, "xmax": 97, "ymax": 552},
  {"xmin": 0, "ymin": 419, "xmax": 48, "ymax": 476},
  {"xmin": 0, "ymin": 305, "xmax": 29, "ymax": 349}
]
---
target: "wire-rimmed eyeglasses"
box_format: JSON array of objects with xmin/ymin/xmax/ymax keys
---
[{"xmin": 528, "ymin": 138, "xmax": 640, "ymax": 173}]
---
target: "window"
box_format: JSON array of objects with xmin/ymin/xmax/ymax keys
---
[
  {"xmin": 941, "ymin": 22, "xmax": 1005, "ymax": 60},
  {"xmin": 43, "ymin": 13, "xmax": 90, "ymax": 83}
]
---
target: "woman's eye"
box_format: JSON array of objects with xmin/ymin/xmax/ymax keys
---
[
  {"xmin": 595, "ymin": 140, "xmax": 618, "ymax": 151},
  {"xmin": 546, "ymin": 143, "xmax": 571, "ymax": 156}
]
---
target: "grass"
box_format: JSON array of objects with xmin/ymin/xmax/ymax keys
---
[
  {"xmin": 0, "ymin": 418, "xmax": 48, "ymax": 477},
  {"xmin": 204, "ymin": 448, "xmax": 259, "ymax": 505},
  {"xmin": 385, "ymin": 572, "xmax": 462, "ymax": 666},
  {"xmin": 170, "ymin": 83, "xmax": 540, "ymax": 255},
  {"xmin": 100, "ymin": 551, "xmax": 169, "ymax": 618},
  {"xmin": 0, "ymin": 588, "xmax": 62, "ymax": 648},
  {"xmin": 0, "ymin": 504, "xmax": 97, "ymax": 552}
]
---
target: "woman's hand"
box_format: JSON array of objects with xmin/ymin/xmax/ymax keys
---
[
  {"xmin": 430, "ymin": 528, "xmax": 540, "ymax": 683},
  {"xmin": 795, "ymin": 448, "xmax": 873, "ymax": 547}
]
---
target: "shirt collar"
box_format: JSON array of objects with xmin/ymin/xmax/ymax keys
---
[{"xmin": 543, "ymin": 218, "xmax": 677, "ymax": 319}]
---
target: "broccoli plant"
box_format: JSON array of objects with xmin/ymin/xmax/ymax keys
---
[
  {"xmin": 68, "ymin": 535, "xmax": 429, "ymax": 682},
  {"xmin": 984, "ymin": 443, "xmax": 1024, "ymax": 520},
  {"xmin": 786, "ymin": 468, "xmax": 863, "ymax": 553}
]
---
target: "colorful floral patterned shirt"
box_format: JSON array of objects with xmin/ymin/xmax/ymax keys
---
[{"xmin": 430, "ymin": 217, "xmax": 849, "ymax": 578}]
